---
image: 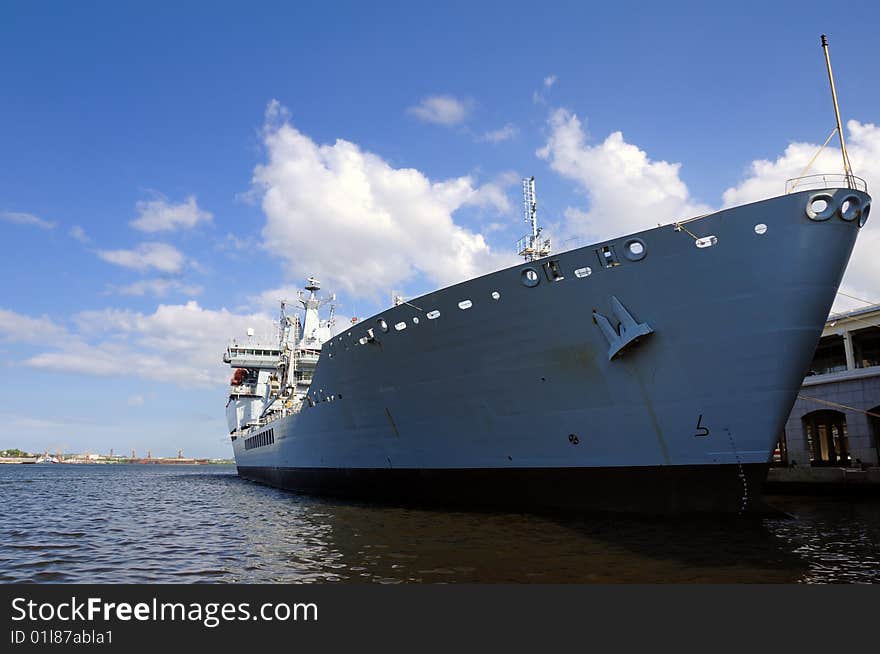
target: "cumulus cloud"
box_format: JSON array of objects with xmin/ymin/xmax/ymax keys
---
[
  {"xmin": 407, "ymin": 95, "xmax": 470, "ymax": 126},
  {"xmin": 20, "ymin": 302, "xmax": 274, "ymax": 387},
  {"xmin": 96, "ymin": 242, "xmax": 187, "ymax": 273},
  {"xmin": 1, "ymin": 211, "xmax": 55, "ymax": 230},
  {"xmin": 544, "ymin": 75, "xmax": 557, "ymax": 88},
  {"xmin": 252, "ymin": 102, "xmax": 511, "ymax": 298},
  {"xmin": 480, "ymin": 123, "xmax": 519, "ymax": 144},
  {"xmin": 538, "ymin": 108, "xmax": 711, "ymax": 242},
  {"xmin": 130, "ymin": 195, "xmax": 212, "ymax": 232},
  {"xmin": 721, "ymin": 120, "xmax": 880, "ymax": 312}
]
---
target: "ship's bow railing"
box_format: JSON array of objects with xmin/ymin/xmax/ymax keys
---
[{"xmin": 786, "ymin": 173, "xmax": 868, "ymax": 194}]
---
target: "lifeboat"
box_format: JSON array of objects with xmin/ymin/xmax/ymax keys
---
[{"xmin": 230, "ymin": 368, "xmax": 248, "ymax": 385}]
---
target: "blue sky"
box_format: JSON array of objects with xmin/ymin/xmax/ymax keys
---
[{"xmin": 2, "ymin": 0, "xmax": 879, "ymax": 457}]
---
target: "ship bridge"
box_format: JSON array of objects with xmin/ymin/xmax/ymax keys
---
[{"xmin": 223, "ymin": 277, "xmax": 337, "ymax": 435}]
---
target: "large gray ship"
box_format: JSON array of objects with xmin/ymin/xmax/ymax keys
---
[
  {"xmin": 223, "ymin": 37, "xmax": 870, "ymax": 513},
  {"xmin": 224, "ymin": 174, "xmax": 870, "ymax": 513}
]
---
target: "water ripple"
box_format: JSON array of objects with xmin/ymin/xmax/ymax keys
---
[{"xmin": 1, "ymin": 464, "xmax": 878, "ymax": 583}]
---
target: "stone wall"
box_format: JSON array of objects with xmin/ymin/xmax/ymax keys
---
[{"xmin": 783, "ymin": 373, "xmax": 880, "ymax": 466}]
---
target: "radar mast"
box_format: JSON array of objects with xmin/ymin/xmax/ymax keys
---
[{"xmin": 516, "ymin": 176, "xmax": 551, "ymax": 261}]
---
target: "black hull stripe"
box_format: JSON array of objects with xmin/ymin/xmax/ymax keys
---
[{"xmin": 236, "ymin": 463, "xmax": 769, "ymax": 514}]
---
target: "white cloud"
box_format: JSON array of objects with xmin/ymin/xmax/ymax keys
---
[
  {"xmin": 127, "ymin": 394, "xmax": 145, "ymax": 407},
  {"xmin": 130, "ymin": 195, "xmax": 212, "ymax": 232},
  {"xmin": 69, "ymin": 225, "xmax": 90, "ymax": 243},
  {"xmin": 96, "ymin": 242, "xmax": 187, "ymax": 273},
  {"xmin": 538, "ymin": 108, "xmax": 711, "ymax": 242},
  {"xmin": 544, "ymin": 75, "xmax": 557, "ymax": 88},
  {"xmin": 464, "ymin": 172, "xmax": 517, "ymax": 215},
  {"xmin": 480, "ymin": 123, "xmax": 519, "ymax": 144},
  {"xmin": 252, "ymin": 102, "xmax": 511, "ymax": 298},
  {"xmin": 109, "ymin": 278, "xmax": 203, "ymax": 297},
  {"xmin": 24, "ymin": 301, "xmax": 275, "ymax": 387},
  {"xmin": 407, "ymin": 95, "xmax": 470, "ymax": 126},
  {"xmin": 1, "ymin": 211, "xmax": 55, "ymax": 230},
  {"xmin": 721, "ymin": 120, "xmax": 880, "ymax": 312},
  {"xmin": 0, "ymin": 308, "xmax": 69, "ymax": 346}
]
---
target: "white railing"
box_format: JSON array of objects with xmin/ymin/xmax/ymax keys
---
[{"xmin": 785, "ymin": 173, "xmax": 868, "ymax": 194}]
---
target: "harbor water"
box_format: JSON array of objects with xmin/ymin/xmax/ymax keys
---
[{"xmin": 1, "ymin": 464, "xmax": 878, "ymax": 583}]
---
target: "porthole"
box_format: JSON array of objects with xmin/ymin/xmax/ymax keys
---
[
  {"xmin": 838, "ymin": 194, "xmax": 862, "ymax": 222},
  {"xmin": 412, "ymin": 316, "xmax": 420, "ymax": 324},
  {"xmin": 754, "ymin": 223, "xmax": 767, "ymax": 235},
  {"xmin": 377, "ymin": 319, "xmax": 388, "ymax": 332},
  {"xmin": 806, "ymin": 192, "xmax": 835, "ymax": 221},
  {"xmin": 623, "ymin": 238, "xmax": 647, "ymax": 261},
  {"xmin": 521, "ymin": 268, "xmax": 540, "ymax": 287},
  {"xmin": 358, "ymin": 337, "xmax": 367, "ymax": 345},
  {"xmin": 574, "ymin": 267, "xmax": 592, "ymax": 278},
  {"xmin": 458, "ymin": 300, "xmax": 473, "ymax": 310},
  {"xmin": 491, "ymin": 291, "xmax": 501, "ymax": 300},
  {"xmin": 427, "ymin": 310, "xmax": 440, "ymax": 320}
]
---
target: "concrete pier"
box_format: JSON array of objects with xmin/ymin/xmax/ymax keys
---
[{"xmin": 765, "ymin": 465, "xmax": 880, "ymax": 493}]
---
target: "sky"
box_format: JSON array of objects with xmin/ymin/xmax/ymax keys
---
[{"xmin": 1, "ymin": 0, "xmax": 879, "ymax": 457}]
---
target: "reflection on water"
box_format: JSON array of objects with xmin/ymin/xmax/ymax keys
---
[{"xmin": 0, "ymin": 465, "xmax": 878, "ymax": 583}]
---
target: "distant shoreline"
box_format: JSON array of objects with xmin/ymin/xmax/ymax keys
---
[{"xmin": 0, "ymin": 457, "xmax": 235, "ymax": 466}]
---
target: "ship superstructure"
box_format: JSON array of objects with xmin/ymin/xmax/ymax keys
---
[{"xmin": 224, "ymin": 277, "xmax": 336, "ymax": 437}]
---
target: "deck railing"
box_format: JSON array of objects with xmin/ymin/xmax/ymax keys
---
[{"xmin": 786, "ymin": 173, "xmax": 868, "ymax": 194}]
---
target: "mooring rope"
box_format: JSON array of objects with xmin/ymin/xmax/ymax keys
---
[
  {"xmin": 797, "ymin": 394, "xmax": 880, "ymax": 419},
  {"xmin": 789, "ymin": 127, "xmax": 839, "ymax": 192}
]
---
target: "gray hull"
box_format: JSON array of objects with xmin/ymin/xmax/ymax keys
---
[{"xmin": 233, "ymin": 188, "xmax": 869, "ymax": 513}]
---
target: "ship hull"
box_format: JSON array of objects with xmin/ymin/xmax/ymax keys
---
[
  {"xmin": 230, "ymin": 188, "xmax": 869, "ymax": 513},
  {"xmin": 237, "ymin": 462, "xmax": 769, "ymax": 513}
]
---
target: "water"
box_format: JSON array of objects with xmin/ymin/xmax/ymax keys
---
[{"xmin": 1, "ymin": 464, "xmax": 878, "ymax": 583}]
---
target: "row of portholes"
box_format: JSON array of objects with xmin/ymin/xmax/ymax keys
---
[
  {"xmin": 346, "ymin": 290, "xmax": 504, "ymax": 347},
  {"xmin": 519, "ymin": 240, "xmax": 645, "ymax": 288},
  {"xmin": 305, "ymin": 391, "xmax": 343, "ymax": 408}
]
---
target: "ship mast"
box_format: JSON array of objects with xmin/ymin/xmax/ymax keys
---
[
  {"xmin": 516, "ymin": 176, "xmax": 551, "ymax": 261},
  {"xmin": 821, "ymin": 34, "xmax": 856, "ymax": 190}
]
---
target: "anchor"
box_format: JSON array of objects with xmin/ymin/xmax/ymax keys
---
[{"xmin": 592, "ymin": 296, "xmax": 654, "ymax": 360}]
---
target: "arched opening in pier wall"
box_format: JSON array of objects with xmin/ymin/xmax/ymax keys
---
[{"xmin": 802, "ymin": 410, "xmax": 850, "ymax": 466}]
